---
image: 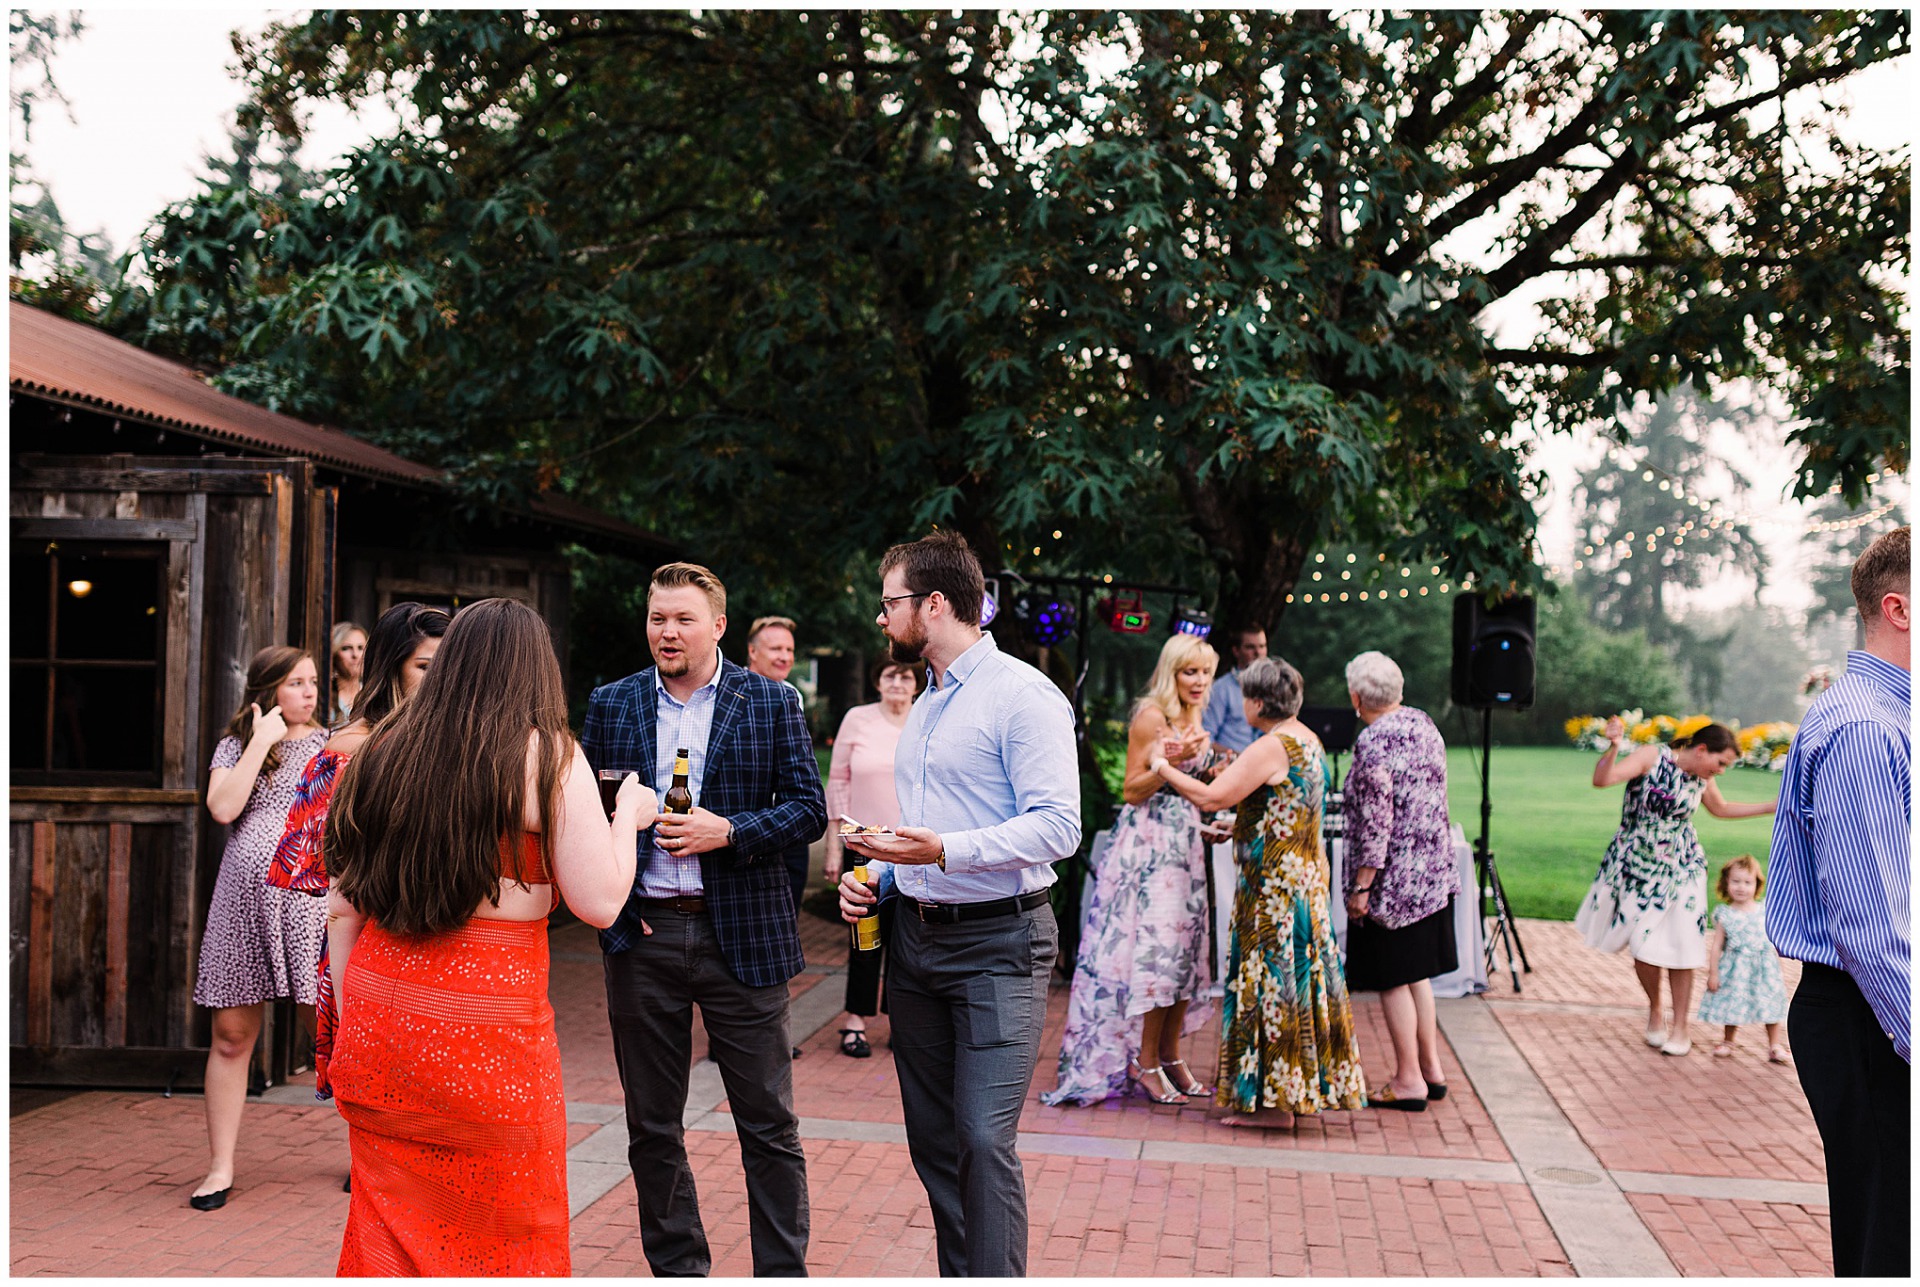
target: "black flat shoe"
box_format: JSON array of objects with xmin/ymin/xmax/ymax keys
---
[
  {"xmin": 342, "ymin": 1175, "xmax": 352, "ymax": 1193},
  {"xmin": 1367, "ymin": 1086, "xmax": 1429, "ymax": 1112},
  {"xmin": 189, "ymin": 1188, "xmax": 230, "ymax": 1211},
  {"xmin": 838, "ymin": 1028, "xmax": 872, "ymax": 1058},
  {"xmin": 1426, "ymin": 1083, "xmax": 1449, "ymax": 1101}
]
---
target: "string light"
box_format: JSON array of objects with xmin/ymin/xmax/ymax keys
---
[{"xmin": 1600, "ymin": 445, "xmax": 1901, "ymax": 536}]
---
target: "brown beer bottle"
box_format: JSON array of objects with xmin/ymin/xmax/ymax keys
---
[
  {"xmin": 663, "ymin": 749, "xmax": 694, "ymax": 815},
  {"xmin": 850, "ymin": 859, "xmax": 881, "ymax": 953}
]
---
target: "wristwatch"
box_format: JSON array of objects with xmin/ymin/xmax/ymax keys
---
[{"xmin": 935, "ymin": 838, "xmax": 947, "ymax": 872}]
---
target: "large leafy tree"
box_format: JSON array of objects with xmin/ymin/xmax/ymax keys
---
[
  {"xmin": 954, "ymin": 10, "xmax": 1906, "ymax": 628},
  {"xmin": 106, "ymin": 10, "xmax": 1908, "ymax": 637},
  {"xmin": 10, "ymin": 11, "xmax": 117, "ymax": 311}
]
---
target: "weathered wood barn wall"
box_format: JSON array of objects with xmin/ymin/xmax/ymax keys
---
[{"xmin": 9, "ymin": 301, "xmax": 673, "ymax": 1089}]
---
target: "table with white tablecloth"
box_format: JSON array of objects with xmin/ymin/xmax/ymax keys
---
[{"xmin": 1201, "ymin": 826, "xmax": 1486, "ymax": 998}]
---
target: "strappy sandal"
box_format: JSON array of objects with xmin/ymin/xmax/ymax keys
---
[
  {"xmin": 1129, "ymin": 1062, "xmax": 1188, "ymax": 1105},
  {"xmin": 838, "ymin": 1028, "xmax": 871, "ymax": 1059},
  {"xmin": 1163, "ymin": 1058, "xmax": 1211, "ymax": 1097},
  {"xmin": 1712, "ymin": 1040, "xmax": 1736, "ymax": 1058}
]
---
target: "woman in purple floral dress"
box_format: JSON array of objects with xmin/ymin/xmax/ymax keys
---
[
  {"xmin": 1043, "ymin": 634, "xmax": 1220, "ymax": 1106},
  {"xmin": 1340, "ymin": 652, "xmax": 1458, "ymax": 1111}
]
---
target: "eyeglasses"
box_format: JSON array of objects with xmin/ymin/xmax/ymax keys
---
[{"xmin": 878, "ymin": 592, "xmax": 930, "ymax": 616}]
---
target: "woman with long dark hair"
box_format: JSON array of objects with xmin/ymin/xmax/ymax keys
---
[
  {"xmin": 268, "ymin": 602, "xmax": 451, "ymax": 1112},
  {"xmin": 1577, "ymin": 719, "xmax": 1778, "ymax": 1056},
  {"xmin": 190, "ymin": 645, "xmax": 327, "ymax": 1210},
  {"xmin": 325, "ymin": 598, "xmax": 652, "ymax": 1275}
]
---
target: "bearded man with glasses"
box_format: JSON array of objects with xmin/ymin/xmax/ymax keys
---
[{"xmin": 839, "ymin": 531, "xmax": 1080, "ymax": 1278}]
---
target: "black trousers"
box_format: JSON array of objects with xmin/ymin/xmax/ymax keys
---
[
  {"xmin": 603, "ymin": 910, "xmax": 810, "ymax": 1277},
  {"xmin": 844, "ymin": 898, "xmax": 896, "ymax": 1018},
  {"xmin": 1789, "ymin": 962, "xmax": 1909, "ymax": 1277}
]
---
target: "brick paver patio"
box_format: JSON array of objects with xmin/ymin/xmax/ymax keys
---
[{"xmin": 10, "ymin": 903, "xmax": 1831, "ymax": 1276}]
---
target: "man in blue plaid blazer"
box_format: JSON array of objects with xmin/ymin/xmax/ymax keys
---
[{"xmin": 584, "ymin": 562, "xmax": 826, "ymax": 1278}]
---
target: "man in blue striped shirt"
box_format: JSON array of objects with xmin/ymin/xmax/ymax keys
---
[{"xmin": 1767, "ymin": 525, "xmax": 1909, "ymax": 1278}]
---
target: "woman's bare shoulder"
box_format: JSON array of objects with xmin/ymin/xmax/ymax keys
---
[
  {"xmin": 326, "ymin": 722, "xmax": 371, "ymax": 754},
  {"xmin": 1129, "ymin": 702, "xmax": 1171, "ymax": 732}
]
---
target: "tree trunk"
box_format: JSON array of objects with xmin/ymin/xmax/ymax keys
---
[{"xmin": 1175, "ymin": 460, "xmax": 1313, "ymax": 639}]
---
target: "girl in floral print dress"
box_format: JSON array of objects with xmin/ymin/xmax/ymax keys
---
[
  {"xmin": 1152, "ymin": 657, "xmax": 1367, "ymax": 1126},
  {"xmin": 1700, "ymin": 855, "xmax": 1791, "ymax": 1063}
]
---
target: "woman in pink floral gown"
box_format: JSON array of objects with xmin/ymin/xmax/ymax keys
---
[{"xmin": 1044, "ymin": 634, "xmax": 1220, "ymax": 1106}]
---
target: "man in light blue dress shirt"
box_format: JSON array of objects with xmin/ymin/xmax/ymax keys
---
[
  {"xmin": 1766, "ymin": 525, "xmax": 1910, "ymax": 1278},
  {"xmin": 840, "ymin": 531, "xmax": 1080, "ymax": 1278},
  {"xmin": 1203, "ymin": 625, "xmax": 1267, "ymax": 754}
]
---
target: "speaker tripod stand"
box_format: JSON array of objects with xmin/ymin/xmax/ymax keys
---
[{"xmin": 1473, "ymin": 707, "xmax": 1532, "ymax": 991}]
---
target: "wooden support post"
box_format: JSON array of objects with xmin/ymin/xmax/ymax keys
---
[
  {"xmin": 105, "ymin": 823, "xmax": 132, "ymax": 1046},
  {"xmin": 28, "ymin": 821, "xmax": 56, "ymax": 1047}
]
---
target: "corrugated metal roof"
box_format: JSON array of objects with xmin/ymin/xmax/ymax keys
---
[
  {"xmin": 10, "ymin": 300, "xmax": 444, "ymax": 487},
  {"xmin": 9, "ymin": 301, "xmax": 672, "ymax": 554}
]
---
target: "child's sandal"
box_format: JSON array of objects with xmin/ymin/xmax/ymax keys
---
[
  {"xmin": 1768, "ymin": 1045, "xmax": 1793, "ymax": 1065},
  {"xmin": 1711, "ymin": 1040, "xmax": 1736, "ymax": 1058}
]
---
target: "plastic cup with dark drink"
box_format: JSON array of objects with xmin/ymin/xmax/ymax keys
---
[{"xmin": 597, "ymin": 770, "xmax": 626, "ymax": 820}]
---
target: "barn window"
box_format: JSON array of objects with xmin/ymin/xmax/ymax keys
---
[{"xmin": 10, "ymin": 540, "xmax": 166, "ymax": 783}]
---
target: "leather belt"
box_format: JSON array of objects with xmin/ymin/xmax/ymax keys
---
[
  {"xmin": 636, "ymin": 896, "xmax": 708, "ymax": 914},
  {"xmin": 901, "ymin": 890, "xmax": 1050, "ymax": 925}
]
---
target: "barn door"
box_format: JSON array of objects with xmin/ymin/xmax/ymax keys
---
[{"xmin": 10, "ymin": 454, "xmax": 332, "ymax": 1089}]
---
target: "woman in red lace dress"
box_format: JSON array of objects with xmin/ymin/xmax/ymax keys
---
[
  {"xmin": 269, "ymin": 601, "xmax": 450, "ymax": 1104},
  {"xmin": 324, "ymin": 598, "xmax": 654, "ymax": 1276}
]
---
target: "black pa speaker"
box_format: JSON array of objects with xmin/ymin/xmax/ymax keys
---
[
  {"xmin": 1451, "ymin": 594, "xmax": 1536, "ymax": 710},
  {"xmin": 1297, "ymin": 704, "xmax": 1360, "ymax": 756}
]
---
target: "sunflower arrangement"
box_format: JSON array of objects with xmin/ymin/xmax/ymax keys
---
[
  {"xmin": 1735, "ymin": 722, "xmax": 1798, "ymax": 771},
  {"xmin": 1564, "ymin": 710, "xmax": 1796, "ymax": 769}
]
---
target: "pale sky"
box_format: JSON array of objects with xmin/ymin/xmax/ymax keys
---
[{"xmin": 14, "ymin": 9, "xmax": 1912, "ymax": 615}]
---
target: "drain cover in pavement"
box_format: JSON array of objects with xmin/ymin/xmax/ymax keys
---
[{"xmin": 1534, "ymin": 1166, "xmax": 1602, "ymax": 1185}]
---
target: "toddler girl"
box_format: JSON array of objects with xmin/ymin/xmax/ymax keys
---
[{"xmin": 1699, "ymin": 855, "xmax": 1790, "ymax": 1063}]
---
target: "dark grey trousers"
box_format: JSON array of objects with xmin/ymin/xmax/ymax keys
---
[
  {"xmin": 603, "ymin": 909, "xmax": 810, "ymax": 1277},
  {"xmin": 887, "ymin": 901, "xmax": 1058, "ymax": 1277}
]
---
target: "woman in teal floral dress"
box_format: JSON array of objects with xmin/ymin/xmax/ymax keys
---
[
  {"xmin": 1045, "ymin": 634, "xmax": 1220, "ymax": 1107},
  {"xmin": 1153, "ymin": 658, "xmax": 1367, "ymax": 1126},
  {"xmin": 1576, "ymin": 720, "xmax": 1776, "ymax": 1056}
]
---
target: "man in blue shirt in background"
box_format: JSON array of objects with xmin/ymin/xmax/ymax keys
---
[
  {"xmin": 1203, "ymin": 624, "xmax": 1268, "ymax": 755},
  {"xmin": 839, "ymin": 531, "xmax": 1080, "ymax": 1278},
  {"xmin": 1767, "ymin": 525, "xmax": 1910, "ymax": 1278}
]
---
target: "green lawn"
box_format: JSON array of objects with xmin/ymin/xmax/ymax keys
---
[
  {"xmin": 813, "ymin": 741, "xmax": 1783, "ymax": 923},
  {"xmin": 1437, "ymin": 745, "xmax": 1784, "ymax": 922}
]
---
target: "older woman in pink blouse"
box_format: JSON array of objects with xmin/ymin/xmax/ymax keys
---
[{"xmin": 823, "ymin": 659, "xmax": 923, "ymax": 1056}]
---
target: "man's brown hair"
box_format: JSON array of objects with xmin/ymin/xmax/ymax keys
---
[
  {"xmin": 749, "ymin": 615, "xmax": 796, "ymax": 644},
  {"xmin": 879, "ymin": 531, "xmax": 985, "ymax": 625},
  {"xmin": 326, "ymin": 598, "xmax": 573, "ymax": 936},
  {"xmin": 1851, "ymin": 525, "xmax": 1909, "ymax": 626},
  {"xmin": 650, "ymin": 561, "xmax": 727, "ymax": 619}
]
